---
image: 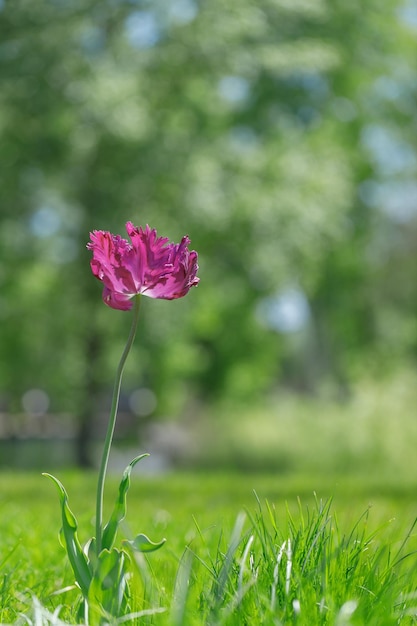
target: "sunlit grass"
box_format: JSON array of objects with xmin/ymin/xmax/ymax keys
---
[
  {"xmin": 188, "ymin": 370, "xmax": 417, "ymax": 481},
  {"xmin": 1, "ymin": 470, "xmax": 417, "ymax": 624}
]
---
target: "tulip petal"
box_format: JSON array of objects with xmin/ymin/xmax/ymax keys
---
[{"xmin": 87, "ymin": 222, "xmax": 199, "ymax": 309}]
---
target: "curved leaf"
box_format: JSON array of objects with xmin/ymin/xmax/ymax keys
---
[
  {"xmin": 101, "ymin": 454, "xmax": 149, "ymax": 551},
  {"xmin": 123, "ymin": 533, "xmax": 166, "ymax": 553},
  {"xmin": 43, "ymin": 473, "xmax": 92, "ymax": 597}
]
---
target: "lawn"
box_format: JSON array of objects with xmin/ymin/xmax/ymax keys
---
[{"xmin": 1, "ymin": 470, "xmax": 417, "ymax": 625}]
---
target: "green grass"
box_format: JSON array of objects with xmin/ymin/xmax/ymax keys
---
[
  {"xmin": 186, "ymin": 371, "xmax": 417, "ymax": 480},
  {"xmin": 1, "ymin": 471, "xmax": 417, "ymax": 624}
]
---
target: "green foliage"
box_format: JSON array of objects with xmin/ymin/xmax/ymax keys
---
[
  {"xmin": 2, "ymin": 473, "xmax": 417, "ymax": 625},
  {"xmin": 43, "ymin": 456, "xmax": 165, "ymax": 622},
  {"xmin": 184, "ymin": 370, "xmax": 417, "ymax": 477},
  {"xmin": 1, "ymin": 0, "xmax": 417, "ymax": 445},
  {"xmin": 101, "ymin": 454, "xmax": 149, "ymax": 552},
  {"xmin": 42, "ymin": 473, "xmax": 91, "ymax": 598},
  {"xmin": 87, "ymin": 548, "xmax": 129, "ymax": 625}
]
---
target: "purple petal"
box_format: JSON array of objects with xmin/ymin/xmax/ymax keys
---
[
  {"xmin": 87, "ymin": 222, "xmax": 199, "ymax": 308},
  {"xmin": 102, "ymin": 287, "xmax": 134, "ymax": 311}
]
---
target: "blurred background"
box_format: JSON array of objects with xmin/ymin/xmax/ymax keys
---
[{"xmin": 1, "ymin": 0, "xmax": 417, "ymax": 477}]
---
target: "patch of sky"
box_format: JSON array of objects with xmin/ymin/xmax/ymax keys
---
[
  {"xmin": 371, "ymin": 74, "xmax": 415, "ymax": 115},
  {"xmin": 30, "ymin": 206, "xmax": 61, "ymax": 238},
  {"xmin": 256, "ymin": 288, "xmax": 310, "ymax": 334},
  {"xmin": 283, "ymin": 72, "xmax": 329, "ymax": 99},
  {"xmin": 358, "ymin": 179, "xmax": 378, "ymax": 208},
  {"xmin": 296, "ymin": 105, "xmax": 321, "ymax": 127},
  {"xmin": 373, "ymin": 76, "xmax": 403, "ymax": 101},
  {"xmin": 359, "ymin": 179, "xmax": 417, "ymax": 224},
  {"xmin": 29, "ymin": 196, "xmax": 83, "ymax": 262},
  {"xmin": 299, "ymin": 73, "xmax": 329, "ymax": 97},
  {"xmin": 361, "ymin": 124, "xmax": 417, "ymax": 176},
  {"xmin": 228, "ymin": 126, "xmax": 259, "ymax": 153},
  {"xmin": 218, "ymin": 75, "xmax": 251, "ymax": 105},
  {"xmin": 167, "ymin": 0, "xmax": 198, "ymax": 25},
  {"xmin": 125, "ymin": 10, "xmax": 161, "ymax": 48},
  {"xmin": 79, "ymin": 25, "xmax": 105, "ymax": 56},
  {"xmin": 398, "ymin": 1, "xmax": 417, "ymax": 28}
]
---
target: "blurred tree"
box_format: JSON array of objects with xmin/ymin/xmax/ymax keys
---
[{"xmin": 0, "ymin": 0, "xmax": 415, "ymax": 464}]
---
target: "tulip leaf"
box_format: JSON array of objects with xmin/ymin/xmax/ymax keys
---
[
  {"xmin": 123, "ymin": 533, "xmax": 166, "ymax": 553},
  {"xmin": 88, "ymin": 548, "xmax": 129, "ymax": 623},
  {"xmin": 43, "ymin": 473, "xmax": 92, "ymax": 597},
  {"xmin": 85, "ymin": 536, "xmax": 99, "ymax": 572},
  {"xmin": 101, "ymin": 454, "xmax": 149, "ymax": 552}
]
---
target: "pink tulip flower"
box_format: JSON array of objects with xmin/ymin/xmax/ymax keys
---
[{"xmin": 87, "ymin": 222, "xmax": 199, "ymax": 310}]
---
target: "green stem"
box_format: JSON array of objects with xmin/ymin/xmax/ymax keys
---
[{"xmin": 95, "ymin": 294, "xmax": 142, "ymax": 554}]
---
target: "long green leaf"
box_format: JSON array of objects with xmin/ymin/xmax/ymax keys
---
[
  {"xmin": 101, "ymin": 454, "xmax": 149, "ymax": 551},
  {"xmin": 43, "ymin": 473, "xmax": 92, "ymax": 597}
]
